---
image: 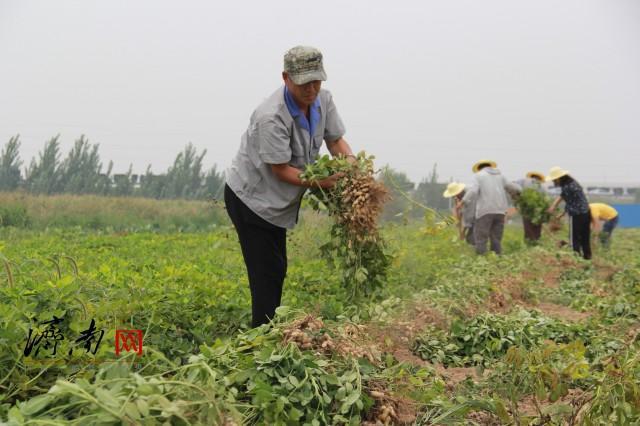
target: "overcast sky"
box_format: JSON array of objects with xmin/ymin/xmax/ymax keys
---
[{"xmin": 1, "ymin": 0, "xmax": 639, "ymax": 186}]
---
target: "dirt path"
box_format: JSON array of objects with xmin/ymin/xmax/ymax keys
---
[
  {"xmin": 359, "ymin": 252, "xmax": 620, "ymax": 424},
  {"xmin": 535, "ymin": 302, "xmax": 590, "ymax": 322},
  {"xmin": 368, "ymin": 303, "xmax": 448, "ymax": 367}
]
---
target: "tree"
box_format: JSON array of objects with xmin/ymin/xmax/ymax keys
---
[
  {"xmin": 113, "ymin": 164, "xmax": 134, "ymax": 197},
  {"xmin": 25, "ymin": 135, "xmax": 63, "ymax": 194},
  {"xmin": 163, "ymin": 143, "xmax": 206, "ymax": 199},
  {"xmin": 59, "ymin": 135, "xmax": 104, "ymax": 194},
  {"xmin": 138, "ymin": 165, "xmax": 166, "ymax": 199},
  {"xmin": 0, "ymin": 135, "xmax": 23, "ymax": 191},
  {"xmin": 413, "ymin": 163, "xmax": 449, "ymax": 214},
  {"xmin": 201, "ymin": 165, "xmax": 225, "ymax": 199},
  {"xmin": 96, "ymin": 160, "xmax": 113, "ymax": 196},
  {"xmin": 380, "ymin": 166, "xmax": 415, "ymax": 222}
]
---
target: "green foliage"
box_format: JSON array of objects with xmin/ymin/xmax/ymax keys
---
[
  {"xmin": 59, "ymin": 135, "xmax": 108, "ymax": 194},
  {"xmin": 301, "ymin": 153, "xmax": 392, "ymax": 299},
  {"xmin": 485, "ymin": 341, "xmax": 590, "ymax": 424},
  {"xmin": 413, "ymin": 309, "xmax": 597, "ymax": 367},
  {"xmin": 162, "ymin": 143, "xmax": 206, "ymax": 199},
  {"xmin": 379, "ymin": 166, "xmax": 415, "ymax": 222},
  {"xmin": 413, "ymin": 163, "xmax": 449, "ymax": 214},
  {"xmin": 515, "ymin": 187, "xmax": 553, "ymax": 225},
  {"xmin": 0, "ymin": 136, "xmax": 22, "ymax": 191},
  {"xmin": 112, "ymin": 163, "xmax": 134, "ymax": 196},
  {"xmin": 583, "ymin": 344, "xmax": 640, "ymax": 425},
  {"xmin": 202, "ymin": 164, "xmax": 225, "ymax": 200},
  {"xmin": 5, "ymin": 135, "xmax": 225, "ymax": 201},
  {"xmin": 2, "ymin": 314, "xmax": 377, "ymax": 425},
  {"xmin": 0, "ymin": 212, "xmax": 639, "ymax": 424},
  {"xmin": 0, "ymin": 192, "xmax": 226, "ymax": 231},
  {"xmin": 24, "ymin": 135, "xmax": 63, "ymax": 195},
  {"xmin": 0, "ymin": 204, "xmax": 30, "ymax": 227}
]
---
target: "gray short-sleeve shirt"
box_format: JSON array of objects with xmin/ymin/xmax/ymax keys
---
[{"xmin": 226, "ymin": 86, "xmax": 346, "ymax": 229}]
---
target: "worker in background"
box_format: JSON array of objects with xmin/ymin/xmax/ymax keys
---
[
  {"xmin": 443, "ymin": 182, "xmax": 475, "ymax": 245},
  {"xmin": 547, "ymin": 167, "xmax": 591, "ymax": 260},
  {"xmin": 519, "ymin": 171, "xmax": 546, "ymax": 244},
  {"xmin": 590, "ymin": 203, "xmax": 619, "ymax": 249},
  {"xmin": 463, "ymin": 160, "xmax": 520, "ymax": 255}
]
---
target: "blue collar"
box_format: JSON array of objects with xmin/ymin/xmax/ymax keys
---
[{"xmin": 284, "ymin": 86, "xmax": 320, "ymax": 137}]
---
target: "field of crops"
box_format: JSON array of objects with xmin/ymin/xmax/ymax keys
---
[{"xmin": 0, "ymin": 202, "xmax": 639, "ymax": 425}]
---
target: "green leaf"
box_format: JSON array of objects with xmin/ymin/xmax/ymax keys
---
[
  {"xmin": 289, "ymin": 406, "xmax": 303, "ymax": 421},
  {"xmin": 495, "ymin": 399, "xmax": 510, "ymax": 423},
  {"xmin": 542, "ymin": 403, "xmax": 573, "ymax": 417},
  {"xmin": 343, "ymin": 390, "xmax": 361, "ymax": 407},
  {"xmin": 124, "ymin": 402, "xmax": 141, "ymax": 420},
  {"xmin": 19, "ymin": 394, "xmax": 54, "ymax": 416},
  {"xmin": 136, "ymin": 399, "xmax": 150, "ymax": 417},
  {"xmin": 289, "ymin": 375, "xmax": 300, "ymax": 387},
  {"xmin": 8, "ymin": 406, "xmax": 24, "ymax": 422}
]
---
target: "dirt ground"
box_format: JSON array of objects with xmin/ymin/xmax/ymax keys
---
[{"xmin": 360, "ymin": 251, "xmax": 619, "ymax": 424}]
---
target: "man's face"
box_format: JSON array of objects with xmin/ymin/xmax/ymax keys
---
[{"xmin": 283, "ymin": 73, "xmax": 321, "ymax": 109}]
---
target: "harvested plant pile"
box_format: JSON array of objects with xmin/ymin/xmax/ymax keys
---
[{"xmin": 301, "ymin": 153, "xmax": 391, "ymax": 298}]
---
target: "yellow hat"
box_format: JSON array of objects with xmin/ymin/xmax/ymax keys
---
[
  {"xmin": 526, "ymin": 171, "xmax": 545, "ymax": 181},
  {"xmin": 443, "ymin": 182, "xmax": 466, "ymax": 198},
  {"xmin": 546, "ymin": 166, "xmax": 569, "ymax": 182},
  {"xmin": 472, "ymin": 160, "xmax": 497, "ymax": 173}
]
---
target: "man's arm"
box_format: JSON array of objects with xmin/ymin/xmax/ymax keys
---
[
  {"xmin": 548, "ymin": 196, "xmax": 562, "ymax": 214},
  {"xmin": 462, "ymin": 184, "xmax": 478, "ymax": 205},
  {"xmin": 591, "ymin": 214, "xmax": 601, "ymax": 233},
  {"xmin": 326, "ymin": 137, "xmax": 354, "ymax": 158},
  {"xmin": 453, "ymin": 199, "xmax": 464, "ymax": 239},
  {"xmin": 269, "ymin": 137, "xmax": 354, "ymax": 189},
  {"xmin": 503, "ymin": 176, "xmax": 521, "ymax": 198},
  {"xmin": 270, "ymin": 164, "xmax": 341, "ymax": 189}
]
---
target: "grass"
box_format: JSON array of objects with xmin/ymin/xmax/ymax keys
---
[
  {"xmin": 0, "ymin": 193, "xmax": 638, "ymax": 424},
  {"xmin": 0, "ymin": 191, "xmax": 228, "ymax": 231}
]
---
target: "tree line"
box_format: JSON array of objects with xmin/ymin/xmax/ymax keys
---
[
  {"xmin": 0, "ymin": 135, "xmax": 225, "ymax": 199},
  {"xmin": 0, "ymin": 135, "xmax": 451, "ymax": 212}
]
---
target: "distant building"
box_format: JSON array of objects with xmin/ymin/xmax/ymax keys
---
[{"xmin": 545, "ymin": 182, "xmax": 639, "ymax": 201}]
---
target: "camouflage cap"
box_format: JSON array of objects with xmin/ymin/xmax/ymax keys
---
[{"xmin": 283, "ymin": 46, "xmax": 327, "ymax": 85}]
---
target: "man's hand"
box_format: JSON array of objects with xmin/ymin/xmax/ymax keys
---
[
  {"xmin": 314, "ymin": 172, "xmax": 345, "ymax": 189},
  {"xmin": 548, "ymin": 196, "xmax": 562, "ymax": 214},
  {"xmin": 271, "ymin": 163, "xmax": 346, "ymax": 189}
]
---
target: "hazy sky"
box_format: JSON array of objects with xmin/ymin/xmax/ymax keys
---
[{"xmin": 1, "ymin": 0, "xmax": 639, "ymax": 186}]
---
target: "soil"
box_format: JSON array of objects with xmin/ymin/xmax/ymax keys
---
[
  {"xmin": 592, "ymin": 260, "xmax": 618, "ymax": 282},
  {"xmin": 518, "ymin": 388, "xmax": 589, "ymax": 418},
  {"xmin": 434, "ymin": 365, "xmax": 489, "ymax": 388},
  {"xmin": 358, "ymin": 251, "xmax": 619, "ymax": 425},
  {"xmin": 369, "ymin": 302, "xmax": 448, "ymax": 368},
  {"xmin": 535, "ymin": 302, "xmax": 590, "ymax": 322}
]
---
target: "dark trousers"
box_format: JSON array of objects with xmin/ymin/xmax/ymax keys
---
[
  {"xmin": 224, "ymin": 185, "xmax": 287, "ymax": 327},
  {"xmin": 569, "ymin": 212, "xmax": 592, "ymax": 260},
  {"xmin": 474, "ymin": 214, "xmax": 505, "ymax": 255},
  {"xmin": 523, "ymin": 218, "xmax": 542, "ymax": 244},
  {"xmin": 465, "ymin": 226, "xmax": 475, "ymax": 245},
  {"xmin": 600, "ymin": 215, "xmax": 619, "ymax": 248}
]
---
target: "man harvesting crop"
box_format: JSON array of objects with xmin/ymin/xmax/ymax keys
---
[
  {"xmin": 224, "ymin": 46, "xmax": 356, "ymax": 327},
  {"xmin": 547, "ymin": 167, "xmax": 591, "ymax": 260},
  {"xmin": 462, "ymin": 160, "xmax": 520, "ymax": 255},
  {"xmin": 514, "ymin": 171, "xmax": 548, "ymax": 244},
  {"xmin": 590, "ymin": 202, "xmax": 619, "ymax": 248},
  {"xmin": 443, "ymin": 182, "xmax": 475, "ymax": 245}
]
